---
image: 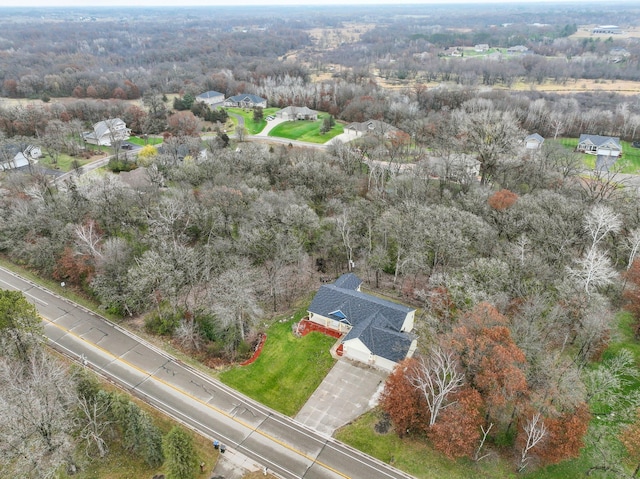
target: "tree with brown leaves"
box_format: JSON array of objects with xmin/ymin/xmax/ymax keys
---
[
  {"xmin": 428, "ymin": 387, "xmax": 484, "ymax": 459},
  {"xmin": 448, "ymin": 303, "xmax": 528, "ymax": 429},
  {"xmin": 379, "ymin": 358, "xmax": 429, "ymax": 437}
]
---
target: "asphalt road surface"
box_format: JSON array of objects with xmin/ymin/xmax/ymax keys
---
[{"xmin": 0, "ymin": 266, "xmax": 416, "ymax": 479}]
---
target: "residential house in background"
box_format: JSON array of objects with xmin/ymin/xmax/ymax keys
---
[
  {"xmin": 474, "ymin": 43, "xmax": 489, "ymax": 52},
  {"xmin": 592, "ymin": 25, "xmax": 623, "ymax": 34},
  {"xmin": 0, "ymin": 144, "xmax": 42, "ymax": 171},
  {"xmin": 307, "ymin": 274, "xmax": 417, "ymax": 372},
  {"xmin": 524, "ymin": 133, "xmax": 545, "ymax": 150},
  {"xmin": 344, "ymin": 119, "xmax": 402, "ymax": 139},
  {"xmin": 507, "ymin": 45, "xmax": 529, "ymax": 54},
  {"xmin": 83, "ymin": 118, "xmax": 131, "ymax": 146},
  {"xmin": 196, "ymin": 90, "xmax": 225, "ymax": 106},
  {"xmin": 577, "ymin": 134, "xmax": 621, "ymax": 157},
  {"xmin": 276, "ymin": 106, "xmax": 318, "ymax": 121},
  {"xmin": 223, "ymin": 94, "xmax": 267, "ymax": 108}
]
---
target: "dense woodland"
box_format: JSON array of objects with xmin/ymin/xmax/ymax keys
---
[{"xmin": 1, "ymin": 3, "xmax": 640, "ymax": 479}]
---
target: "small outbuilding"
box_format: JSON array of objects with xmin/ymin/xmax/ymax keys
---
[{"xmin": 524, "ymin": 133, "xmax": 545, "ymax": 150}]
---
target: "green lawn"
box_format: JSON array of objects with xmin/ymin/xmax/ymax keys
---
[
  {"xmin": 225, "ymin": 107, "xmax": 279, "ymax": 135},
  {"xmin": 38, "ymin": 152, "xmax": 93, "ymax": 172},
  {"xmin": 335, "ymin": 410, "xmax": 518, "ymax": 479},
  {"xmin": 268, "ymin": 114, "xmax": 344, "ymax": 144},
  {"xmin": 219, "ymin": 309, "xmax": 337, "ymax": 416},
  {"xmin": 128, "ymin": 135, "xmax": 163, "ymax": 146}
]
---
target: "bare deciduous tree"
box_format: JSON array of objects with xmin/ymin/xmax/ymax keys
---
[
  {"xmin": 0, "ymin": 350, "xmax": 77, "ymax": 479},
  {"xmin": 408, "ymin": 347, "xmax": 464, "ymax": 427},
  {"xmin": 518, "ymin": 412, "xmax": 548, "ymax": 472}
]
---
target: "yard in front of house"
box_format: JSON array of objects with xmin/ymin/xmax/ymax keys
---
[
  {"xmin": 218, "ymin": 307, "xmax": 336, "ymax": 416},
  {"xmin": 225, "ymin": 107, "xmax": 280, "ymax": 135},
  {"xmin": 559, "ymin": 137, "xmax": 640, "ymax": 173},
  {"xmin": 268, "ymin": 113, "xmax": 344, "ymax": 144}
]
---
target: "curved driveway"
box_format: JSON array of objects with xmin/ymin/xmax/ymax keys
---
[{"xmin": 0, "ymin": 266, "xmax": 415, "ymax": 479}]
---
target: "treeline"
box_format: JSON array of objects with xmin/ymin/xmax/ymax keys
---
[
  {"xmin": 0, "ymin": 9, "xmax": 310, "ymax": 100},
  {"xmin": 0, "ymin": 289, "xmax": 200, "ymax": 478}
]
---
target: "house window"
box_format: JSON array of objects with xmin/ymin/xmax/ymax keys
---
[{"xmin": 329, "ymin": 310, "xmax": 346, "ymax": 320}]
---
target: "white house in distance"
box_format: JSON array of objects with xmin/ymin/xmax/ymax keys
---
[
  {"xmin": 524, "ymin": 133, "xmax": 545, "ymax": 150},
  {"xmin": 0, "ymin": 144, "xmax": 42, "ymax": 171},
  {"xmin": 307, "ymin": 273, "xmax": 417, "ymax": 372},
  {"xmin": 83, "ymin": 118, "xmax": 131, "ymax": 146},
  {"xmin": 577, "ymin": 134, "xmax": 621, "ymax": 157},
  {"xmin": 196, "ymin": 90, "xmax": 225, "ymax": 106}
]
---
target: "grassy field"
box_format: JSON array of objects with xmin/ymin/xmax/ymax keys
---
[
  {"xmin": 219, "ymin": 307, "xmax": 337, "ymax": 416},
  {"xmin": 225, "ymin": 107, "xmax": 280, "ymax": 135},
  {"xmin": 268, "ymin": 114, "xmax": 344, "ymax": 144}
]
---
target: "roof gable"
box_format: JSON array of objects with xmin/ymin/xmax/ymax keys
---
[
  {"xmin": 579, "ymin": 134, "xmax": 621, "ymax": 149},
  {"xmin": 308, "ymin": 274, "xmax": 415, "ymax": 364},
  {"xmin": 333, "ymin": 273, "xmax": 361, "ymax": 291}
]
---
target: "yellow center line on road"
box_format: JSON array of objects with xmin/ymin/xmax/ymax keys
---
[{"xmin": 41, "ymin": 315, "xmax": 350, "ymax": 479}]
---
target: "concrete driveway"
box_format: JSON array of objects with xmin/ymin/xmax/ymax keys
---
[{"xmin": 295, "ymin": 359, "xmax": 388, "ymax": 436}]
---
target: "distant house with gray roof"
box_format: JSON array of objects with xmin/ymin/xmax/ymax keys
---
[
  {"xmin": 344, "ymin": 119, "xmax": 402, "ymax": 140},
  {"xmin": 223, "ymin": 94, "xmax": 267, "ymax": 108},
  {"xmin": 0, "ymin": 144, "xmax": 42, "ymax": 171},
  {"xmin": 276, "ymin": 106, "xmax": 318, "ymax": 121},
  {"xmin": 196, "ymin": 90, "xmax": 225, "ymax": 106},
  {"xmin": 524, "ymin": 133, "xmax": 545, "ymax": 150},
  {"xmin": 83, "ymin": 118, "xmax": 130, "ymax": 146},
  {"xmin": 307, "ymin": 273, "xmax": 417, "ymax": 372}
]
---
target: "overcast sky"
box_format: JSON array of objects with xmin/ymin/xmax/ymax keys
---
[{"xmin": 0, "ymin": 0, "xmax": 613, "ymax": 7}]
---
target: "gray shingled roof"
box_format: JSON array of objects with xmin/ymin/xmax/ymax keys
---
[
  {"xmin": 333, "ymin": 273, "xmax": 361, "ymax": 291},
  {"xmin": 226, "ymin": 94, "xmax": 266, "ymax": 104},
  {"xmin": 197, "ymin": 90, "xmax": 224, "ymax": 100},
  {"xmin": 308, "ymin": 274, "xmax": 415, "ymax": 362},
  {"xmin": 578, "ymin": 134, "xmax": 621, "ymax": 148},
  {"xmin": 349, "ymin": 322, "xmax": 415, "ymax": 363},
  {"xmin": 525, "ymin": 133, "xmax": 544, "ymax": 143}
]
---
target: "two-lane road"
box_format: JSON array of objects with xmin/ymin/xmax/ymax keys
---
[{"xmin": 0, "ymin": 266, "xmax": 415, "ymax": 479}]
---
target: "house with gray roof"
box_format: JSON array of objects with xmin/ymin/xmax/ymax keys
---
[
  {"xmin": 524, "ymin": 133, "xmax": 544, "ymax": 150},
  {"xmin": 223, "ymin": 94, "xmax": 267, "ymax": 109},
  {"xmin": 344, "ymin": 119, "xmax": 400, "ymax": 139},
  {"xmin": 83, "ymin": 118, "xmax": 131, "ymax": 146},
  {"xmin": 196, "ymin": 90, "xmax": 225, "ymax": 106},
  {"xmin": 307, "ymin": 273, "xmax": 417, "ymax": 372},
  {"xmin": 0, "ymin": 144, "xmax": 42, "ymax": 171},
  {"xmin": 276, "ymin": 106, "xmax": 318, "ymax": 121},
  {"xmin": 577, "ymin": 134, "xmax": 621, "ymax": 158}
]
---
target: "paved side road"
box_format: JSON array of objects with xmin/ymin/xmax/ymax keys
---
[{"xmin": 0, "ymin": 266, "xmax": 416, "ymax": 479}]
